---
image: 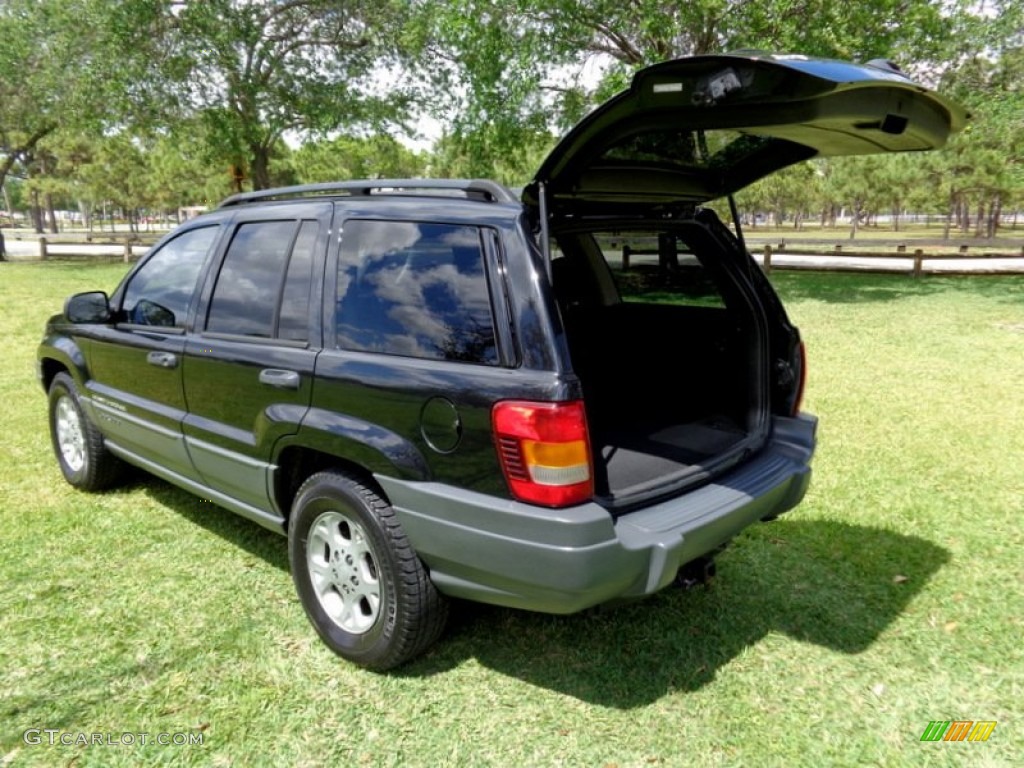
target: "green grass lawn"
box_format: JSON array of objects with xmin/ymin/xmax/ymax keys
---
[{"xmin": 2, "ymin": 261, "xmax": 1022, "ymax": 767}]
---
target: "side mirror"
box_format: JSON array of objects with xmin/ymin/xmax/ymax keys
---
[{"xmin": 64, "ymin": 291, "xmax": 112, "ymax": 324}]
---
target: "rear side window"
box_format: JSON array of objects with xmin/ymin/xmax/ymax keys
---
[
  {"xmin": 335, "ymin": 220, "xmax": 498, "ymax": 365},
  {"xmin": 206, "ymin": 220, "xmax": 317, "ymax": 340},
  {"xmin": 122, "ymin": 226, "xmax": 218, "ymax": 328},
  {"xmin": 277, "ymin": 222, "xmax": 318, "ymax": 341}
]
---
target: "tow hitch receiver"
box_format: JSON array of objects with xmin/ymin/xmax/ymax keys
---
[{"xmin": 674, "ymin": 556, "xmax": 717, "ymax": 590}]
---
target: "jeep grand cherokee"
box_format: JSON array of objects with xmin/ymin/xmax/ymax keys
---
[{"xmin": 38, "ymin": 53, "xmax": 966, "ymax": 668}]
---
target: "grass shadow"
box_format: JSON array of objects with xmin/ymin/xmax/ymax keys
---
[
  {"xmin": 116, "ymin": 478, "xmax": 948, "ymax": 710},
  {"xmin": 0, "ymin": 658, "xmax": 172, "ymax": 750},
  {"xmin": 769, "ymin": 271, "xmax": 1024, "ymax": 305},
  {"xmin": 139, "ymin": 478, "xmax": 289, "ymax": 573},
  {"xmin": 401, "ymin": 519, "xmax": 949, "ymax": 707}
]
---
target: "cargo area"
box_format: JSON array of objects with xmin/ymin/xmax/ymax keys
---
[{"xmin": 552, "ymin": 221, "xmax": 765, "ymax": 508}]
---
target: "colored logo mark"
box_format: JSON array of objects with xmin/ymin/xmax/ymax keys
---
[{"xmin": 920, "ymin": 721, "xmax": 997, "ymax": 742}]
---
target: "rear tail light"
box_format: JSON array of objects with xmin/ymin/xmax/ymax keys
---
[{"xmin": 492, "ymin": 400, "xmax": 593, "ymax": 507}]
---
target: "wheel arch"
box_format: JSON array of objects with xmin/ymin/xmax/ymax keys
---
[
  {"xmin": 270, "ymin": 410, "xmax": 431, "ymax": 521},
  {"xmin": 272, "ymin": 445, "xmax": 388, "ymax": 523},
  {"xmin": 39, "ymin": 356, "xmax": 71, "ymax": 392},
  {"xmin": 38, "ymin": 336, "xmax": 88, "ymax": 393}
]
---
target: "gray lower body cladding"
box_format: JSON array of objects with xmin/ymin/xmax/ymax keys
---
[{"xmin": 377, "ymin": 413, "xmax": 816, "ymax": 614}]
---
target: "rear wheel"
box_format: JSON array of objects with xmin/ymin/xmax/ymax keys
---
[
  {"xmin": 47, "ymin": 372, "xmax": 123, "ymax": 490},
  {"xmin": 288, "ymin": 470, "xmax": 447, "ymax": 670}
]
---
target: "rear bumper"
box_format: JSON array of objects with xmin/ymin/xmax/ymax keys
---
[{"xmin": 378, "ymin": 413, "xmax": 816, "ymax": 613}]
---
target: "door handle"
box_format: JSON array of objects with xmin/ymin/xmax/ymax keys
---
[
  {"xmin": 259, "ymin": 368, "xmax": 300, "ymax": 390},
  {"xmin": 146, "ymin": 351, "xmax": 178, "ymax": 369}
]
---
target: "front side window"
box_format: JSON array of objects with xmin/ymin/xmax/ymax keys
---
[
  {"xmin": 336, "ymin": 221, "xmax": 498, "ymax": 365},
  {"xmin": 122, "ymin": 226, "xmax": 218, "ymax": 328}
]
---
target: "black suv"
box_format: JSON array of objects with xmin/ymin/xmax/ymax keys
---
[{"xmin": 38, "ymin": 54, "xmax": 965, "ymax": 669}]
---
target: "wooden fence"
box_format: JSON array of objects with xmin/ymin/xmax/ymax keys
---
[
  {"xmin": 3, "ymin": 232, "xmax": 158, "ymax": 262},
  {"xmin": 757, "ymin": 243, "xmax": 1024, "ymax": 276},
  {"xmin": 618, "ymin": 240, "xmax": 1024, "ymax": 276}
]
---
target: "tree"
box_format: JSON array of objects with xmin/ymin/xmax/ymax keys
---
[
  {"xmin": 926, "ymin": 37, "xmax": 1024, "ymax": 238},
  {"xmin": 741, "ymin": 162, "xmax": 819, "ymax": 229},
  {"xmin": 141, "ymin": 125, "xmax": 239, "ymax": 218},
  {"xmin": 159, "ymin": 0, "xmax": 413, "ymax": 190},
  {"xmin": 414, "ymin": 0, "xmax": 965, "ymax": 177},
  {"xmin": 0, "ymin": 0, "xmax": 76, "ymax": 194},
  {"xmin": 289, "ymin": 135, "xmax": 426, "ymax": 183},
  {"xmin": 0, "ymin": 0, "xmax": 160, "ymax": 194}
]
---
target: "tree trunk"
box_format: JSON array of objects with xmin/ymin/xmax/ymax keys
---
[
  {"xmin": 249, "ymin": 144, "xmax": 271, "ymax": 191},
  {"xmin": 974, "ymin": 201, "xmax": 985, "ymax": 237},
  {"xmin": 30, "ymin": 189, "xmax": 44, "ymax": 234},
  {"xmin": 1, "ymin": 184, "xmax": 13, "ymax": 228},
  {"xmin": 45, "ymin": 193, "xmax": 58, "ymax": 233},
  {"xmin": 79, "ymin": 200, "xmax": 92, "ymax": 230},
  {"xmin": 988, "ymin": 195, "xmax": 1001, "ymax": 238},
  {"xmin": 849, "ymin": 201, "xmax": 862, "ymax": 240},
  {"xmin": 943, "ymin": 192, "xmax": 955, "ymax": 240},
  {"xmin": 0, "ymin": 124, "xmax": 55, "ymax": 193}
]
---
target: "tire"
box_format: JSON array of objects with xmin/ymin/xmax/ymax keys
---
[
  {"xmin": 47, "ymin": 372, "xmax": 124, "ymax": 491},
  {"xmin": 288, "ymin": 470, "xmax": 448, "ymax": 670}
]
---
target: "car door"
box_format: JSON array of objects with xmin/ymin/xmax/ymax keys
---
[
  {"xmin": 181, "ymin": 203, "xmax": 330, "ymax": 518},
  {"xmin": 82, "ymin": 224, "xmax": 222, "ymax": 479},
  {"xmin": 306, "ymin": 215, "xmax": 516, "ymax": 496}
]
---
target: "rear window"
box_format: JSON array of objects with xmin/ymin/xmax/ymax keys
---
[
  {"xmin": 335, "ymin": 220, "xmax": 498, "ymax": 365},
  {"xmin": 553, "ymin": 229, "xmax": 727, "ymax": 309},
  {"xmin": 601, "ymin": 130, "xmax": 772, "ymax": 173}
]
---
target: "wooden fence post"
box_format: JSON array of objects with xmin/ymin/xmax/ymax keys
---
[
  {"xmin": 622, "ymin": 245, "xmax": 631, "ymax": 271},
  {"xmin": 763, "ymin": 245, "xmax": 772, "ymax": 274},
  {"xmin": 123, "ymin": 241, "xmax": 133, "ymax": 262},
  {"xmin": 913, "ymin": 249, "xmax": 924, "ymax": 277},
  {"xmin": 39, "ymin": 236, "xmax": 48, "ymax": 260}
]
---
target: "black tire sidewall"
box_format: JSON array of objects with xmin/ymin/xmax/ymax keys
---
[
  {"xmin": 289, "ymin": 476, "xmax": 400, "ymax": 666},
  {"xmin": 48, "ymin": 374, "xmax": 91, "ymax": 486}
]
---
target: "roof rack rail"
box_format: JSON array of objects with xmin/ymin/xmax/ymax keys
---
[{"xmin": 218, "ymin": 179, "xmax": 519, "ymax": 208}]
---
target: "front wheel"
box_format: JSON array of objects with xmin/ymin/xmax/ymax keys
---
[
  {"xmin": 47, "ymin": 372, "xmax": 124, "ymax": 491},
  {"xmin": 288, "ymin": 470, "xmax": 447, "ymax": 670}
]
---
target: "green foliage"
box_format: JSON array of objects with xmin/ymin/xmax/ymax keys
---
[
  {"xmin": 409, "ymin": 0, "xmax": 968, "ymax": 178},
  {"xmin": 0, "ymin": 0, "xmax": 169, "ymax": 189},
  {"xmin": 289, "ymin": 135, "xmax": 426, "ymax": 183},
  {"xmin": 161, "ymin": 0, "xmax": 413, "ymax": 189},
  {"xmin": 3, "ymin": 0, "xmax": 1023, "ymax": 223},
  {"xmin": 740, "ymin": 162, "xmax": 820, "ymax": 228}
]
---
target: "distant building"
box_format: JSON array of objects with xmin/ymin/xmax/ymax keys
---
[{"xmin": 178, "ymin": 206, "xmax": 209, "ymax": 222}]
